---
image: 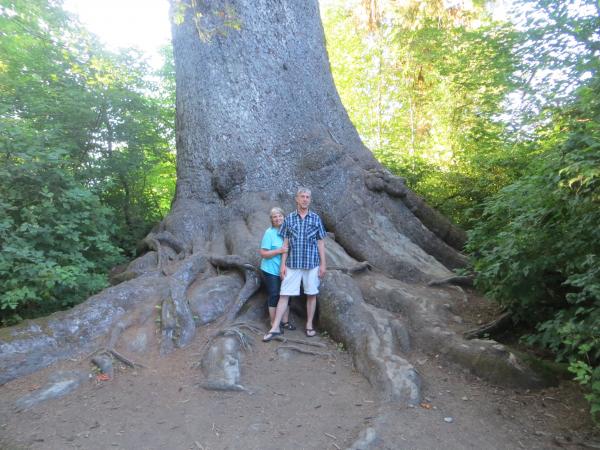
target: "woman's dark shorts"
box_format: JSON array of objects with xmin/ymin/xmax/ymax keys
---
[{"xmin": 262, "ymin": 270, "xmax": 281, "ymax": 308}]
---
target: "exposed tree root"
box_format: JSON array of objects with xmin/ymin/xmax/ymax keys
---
[
  {"xmin": 270, "ymin": 336, "xmax": 328, "ymax": 348},
  {"xmin": 214, "ymin": 326, "xmax": 254, "ymax": 352},
  {"xmin": 319, "ymin": 271, "xmax": 421, "ymax": 405},
  {"xmin": 208, "ymin": 255, "xmax": 262, "ymax": 321},
  {"xmin": 275, "ymin": 345, "xmax": 333, "ymax": 358},
  {"xmin": 166, "ymin": 255, "xmax": 209, "ymax": 350},
  {"xmin": 428, "ymin": 275, "xmax": 474, "ymax": 287},
  {"xmin": 0, "ymin": 275, "xmax": 169, "ymax": 384},
  {"xmin": 140, "ymin": 230, "xmax": 187, "ymax": 275},
  {"xmin": 463, "ymin": 311, "xmax": 512, "ymax": 340},
  {"xmin": 355, "ymin": 271, "xmax": 554, "ymax": 388},
  {"xmin": 328, "ymin": 261, "xmax": 372, "ymax": 274},
  {"xmin": 230, "ymin": 322, "xmax": 264, "ymax": 335},
  {"xmin": 145, "ymin": 230, "xmax": 187, "ymax": 256},
  {"xmin": 364, "ymin": 168, "xmax": 467, "ymax": 250},
  {"xmin": 106, "ymin": 348, "xmax": 146, "ymax": 369},
  {"xmin": 90, "ymin": 347, "xmax": 145, "ymax": 373},
  {"xmin": 200, "ymin": 333, "xmax": 247, "ymax": 392}
]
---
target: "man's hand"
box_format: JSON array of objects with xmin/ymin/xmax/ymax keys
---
[
  {"xmin": 279, "ymin": 245, "xmax": 288, "ymax": 254},
  {"xmin": 280, "ymin": 265, "xmax": 287, "ymax": 279},
  {"xmin": 317, "ymin": 238, "xmax": 326, "ymax": 278},
  {"xmin": 319, "ymin": 263, "xmax": 326, "ymax": 279}
]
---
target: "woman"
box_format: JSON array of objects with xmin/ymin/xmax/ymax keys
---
[{"xmin": 259, "ymin": 207, "xmax": 295, "ymax": 330}]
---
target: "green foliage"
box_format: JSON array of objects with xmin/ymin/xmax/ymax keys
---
[
  {"xmin": 467, "ymin": 76, "xmax": 600, "ymax": 420},
  {"xmin": 0, "ymin": 144, "xmax": 123, "ymax": 321},
  {"xmin": 1, "ymin": 0, "xmax": 176, "ymax": 254},
  {"xmin": 0, "ymin": 0, "xmax": 175, "ymax": 321},
  {"xmin": 507, "ymin": 0, "xmax": 600, "ymax": 129},
  {"xmin": 322, "ymin": 1, "xmax": 519, "ymax": 226}
]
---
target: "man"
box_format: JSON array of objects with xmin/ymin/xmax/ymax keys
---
[{"xmin": 263, "ymin": 187, "xmax": 327, "ymax": 341}]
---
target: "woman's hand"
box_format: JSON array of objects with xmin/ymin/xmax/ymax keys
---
[{"xmin": 279, "ymin": 245, "xmax": 288, "ymax": 254}]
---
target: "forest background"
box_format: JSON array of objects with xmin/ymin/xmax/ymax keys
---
[{"xmin": 0, "ymin": 0, "xmax": 598, "ymax": 420}]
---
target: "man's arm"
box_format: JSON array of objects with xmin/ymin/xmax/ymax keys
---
[
  {"xmin": 280, "ymin": 237, "xmax": 289, "ymax": 279},
  {"xmin": 317, "ymin": 238, "xmax": 326, "ymax": 278},
  {"xmin": 316, "ymin": 215, "xmax": 327, "ymax": 278}
]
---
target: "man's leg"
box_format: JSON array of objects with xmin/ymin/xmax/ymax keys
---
[
  {"xmin": 270, "ymin": 305, "xmax": 289, "ymax": 326},
  {"xmin": 305, "ymin": 295, "xmax": 317, "ymax": 336},
  {"xmin": 282, "ymin": 306, "xmax": 290, "ymax": 326},
  {"xmin": 303, "ymin": 267, "xmax": 319, "ymax": 337}
]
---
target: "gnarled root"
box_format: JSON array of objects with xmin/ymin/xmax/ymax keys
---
[
  {"xmin": 319, "ymin": 271, "xmax": 421, "ymax": 405},
  {"xmin": 160, "ymin": 255, "xmax": 211, "ymax": 354},
  {"xmin": 428, "ymin": 275, "xmax": 474, "ymax": 287},
  {"xmin": 364, "ymin": 168, "xmax": 467, "ymax": 250},
  {"xmin": 463, "ymin": 311, "xmax": 512, "ymax": 340},
  {"xmin": 110, "ymin": 230, "xmax": 189, "ymax": 284},
  {"xmin": 355, "ymin": 272, "xmax": 554, "ymax": 388},
  {"xmin": 275, "ymin": 345, "xmax": 333, "ymax": 359},
  {"xmin": 199, "ymin": 329, "xmax": 249, "ymax": 392},
  {"xmin": 0, "ymin": 275, "xmax": 169, "ymax": 385},
  {"xmin": 208, "ymin": 255, "xmax": 261, "ymax": 321}
]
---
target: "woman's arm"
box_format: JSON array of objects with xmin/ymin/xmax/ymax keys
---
[{"xmin": 259, "ymin": 246, "xmax": 287, "ymax": 259}]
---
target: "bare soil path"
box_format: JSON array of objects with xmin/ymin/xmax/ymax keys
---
[{"xmin": 0, "ymin": 307, "xmax": 596, "ymax": 450}]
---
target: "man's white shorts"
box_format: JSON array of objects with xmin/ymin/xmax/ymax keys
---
[{"xmin": 280, "ymin": 267, "xmax": 320, "ymax": 296}]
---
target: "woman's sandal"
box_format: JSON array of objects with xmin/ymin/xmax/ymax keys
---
[
  {"xmin": 281, "ymin": 322, "xmax": 296, "ymax": 331},
  {"xmin": 305, "ymin": 328, "xmax": 317, "ymax": 337},
  {"xmin": 262, "ymin": 331, "xmax": 282, "ymax": 342}
]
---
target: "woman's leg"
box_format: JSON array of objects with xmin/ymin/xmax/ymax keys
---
[
  {"xmin": 269, "ymin": 295, "xmax": 290, "ymax": 333},
  {"xmin": 263, "ymin": 271, "xmax": 281, "ymax": 326},
  {"xmin": 278, "ymin": 275, "xmax": 291, "ymax": 324}
]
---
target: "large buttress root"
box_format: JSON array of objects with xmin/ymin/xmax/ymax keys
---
[
  {"xmin": 159, "ymin": 252, "xmax": 261, "ymax": 355},
  {"xmin": 160, "ymin": 255, "xmax": 210, "ymax": 354},
  {"xmin": 355, "ymin": 271, "xmax": 553, "ymax": 388},
  {"xmin": 364, "ymin": 168, "xmax": 467, "ymax": 250},
  {"xmin": 208, "ymin": 255, "xmax": 261, "ymax": 321},
  {"xmin": 0, "ymin": 276, "xmax": 170, "ymax": 384},
  {"xmin": 318, "ymin": 271, "xmax": 421, "ymax": 404}
]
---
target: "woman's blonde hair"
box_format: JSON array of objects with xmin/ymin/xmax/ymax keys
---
[{"xmin": 270, "ymin": 207, "xmax": 284, "ymax": 218}]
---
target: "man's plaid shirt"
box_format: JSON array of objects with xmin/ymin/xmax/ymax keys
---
[{"xmin": 279, "ymin": 210, "xmax": 326, "ymax": 269}]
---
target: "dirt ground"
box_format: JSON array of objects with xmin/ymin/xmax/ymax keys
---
[{"xmin": 1, "ymin": 295, "xmax": 598, "ymax": 450}]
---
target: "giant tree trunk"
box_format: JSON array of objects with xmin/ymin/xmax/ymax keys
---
[
  {"xmin": 0, "ymin": 0, "xmax": 550, "ymax": 409},
  {"xmin": 168, "ymin": 0, "xmax": 466, "ymax": 279}
]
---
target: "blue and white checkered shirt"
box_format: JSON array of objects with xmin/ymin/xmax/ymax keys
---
[{"xmin": 279, "ymin": 210, "xmax": 326, "ymax": 269}]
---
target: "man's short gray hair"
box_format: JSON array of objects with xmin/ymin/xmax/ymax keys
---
[{"xmin": 296, "ymin": 187, "xmax": 311, "ymax": 197}]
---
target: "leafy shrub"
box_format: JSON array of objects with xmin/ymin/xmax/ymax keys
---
[
  {"xmin": 466, "ymin": 76, "xmax": 600, "ymax": 420},
  {"xmin": 0, "ymin": 142, "xmax": 123, "ymax": 323}
]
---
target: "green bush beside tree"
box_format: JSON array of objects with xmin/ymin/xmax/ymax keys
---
[{"xmin": 467, "ymin": 77, "xmax": 600, "ymax": 420}]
